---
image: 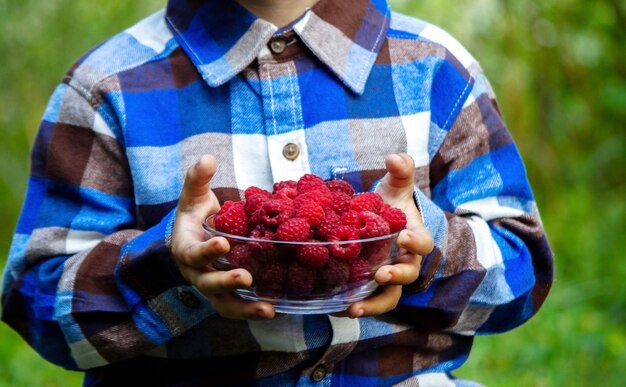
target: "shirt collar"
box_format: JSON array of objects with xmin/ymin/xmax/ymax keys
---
[{"xmin": 165, "ymin": 0, "xmax": 390, "ymax": 94}]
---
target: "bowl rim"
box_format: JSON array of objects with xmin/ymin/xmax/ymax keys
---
[{"xmin": 203, "ymin": 215, "xmax": 402, "ymax": 246}]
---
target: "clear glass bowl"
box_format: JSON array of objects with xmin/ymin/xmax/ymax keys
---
[{"xmin": 202, "ymin": 217, "xmax": 400, "ymax": 314}]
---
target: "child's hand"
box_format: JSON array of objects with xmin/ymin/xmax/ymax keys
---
[
  {"xmin": 170, "ymin": 155, "xmax": 275, "ymax": 320},
  {"xmin": 340, "ymin": 153, "xmax": 434, "ymax": 318}
]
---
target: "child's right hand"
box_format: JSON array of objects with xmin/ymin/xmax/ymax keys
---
[{"xmin": 170, "ymin": 155, "xmax": 276, "ymax": 320}]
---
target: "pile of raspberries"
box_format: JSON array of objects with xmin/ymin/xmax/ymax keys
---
[{"xmin": 212, "ymin": 173, "xmax": 407, "ymax": 297}]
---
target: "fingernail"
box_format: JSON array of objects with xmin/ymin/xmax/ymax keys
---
[
  {"xmin": 397, "ymin": 231, "xmax": 410, "ymax": 246},
  {"xmin": 232, "ymin": 273, "xmax": 243, "ymax": 286}
]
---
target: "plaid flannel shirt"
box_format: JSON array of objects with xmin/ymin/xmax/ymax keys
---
[{"xmin": 2, "ymin": 0, "xmax": 553, "ymax": 385}]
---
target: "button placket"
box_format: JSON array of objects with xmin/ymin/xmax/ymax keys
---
[{"xmin": 257, "ymin": 52, "xmax": 310, "ymax": 182}]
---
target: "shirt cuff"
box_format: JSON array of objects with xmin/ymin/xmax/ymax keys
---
[{"xmin": 116, "ymin": 208, "xmax": 215, "ymax": 345}]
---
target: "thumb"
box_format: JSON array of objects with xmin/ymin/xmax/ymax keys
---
[
  {"xmin": 379, "ymin": 153, "xmax": 415, "ymax": 197},
  {"xmin": 179, "ymin": 154, "xmax": 218, "ymax": 212}
]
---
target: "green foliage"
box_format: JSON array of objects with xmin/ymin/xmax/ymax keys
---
[{"xmin": 1, "ymin": 0, "xmax": 624, "ymax": 385}]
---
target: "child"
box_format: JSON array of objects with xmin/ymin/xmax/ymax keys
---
[{"xmin": 1, "ymin": 0, "xmax": 553, "ymax": 385}]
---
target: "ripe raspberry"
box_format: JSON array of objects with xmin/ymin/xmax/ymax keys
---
[
  {"xmin": 259, "ymin": 198, "xmax": 294, "ymax": 227},
  {"xmin": 325, "ymin": 179, "xmax": 355, "ymax": 197},
  {"xmin": 340, "ymin": 210, "xmax": 359, "ymax": 227},
  {"xmin": 355, "ymin": 211, "xmax": 391, "ymax": 239},
  {"xmin": 251, "ymin": 257, "xmax": 288, "ymax": 292},
  {"xmin": 225, "ymin": 243, "xmax": 251, "ymax": 267},
  {"xmin": 315, "ymin": 209, "xmax": 341, "ymax": 240},
  {"xmin": 244, "ymin": 193, "xmax": 271, "ymax": 216},
  {"xmin": 362, "ymin": 239, "xmax": 393, "ymax": 267},
  {"xmin": 287, "ymin": 263, "xmax": 317, "ymax": 296},
  {"xmin": 317, "ymin": 258, "xmax": 349, "ymax": 293},
  {"xmin": 293, "ymin": 187, "xmax": 333, "ymax": 209},
  {"xmin": 248, "ymin": 209, "xmax": 262, "ymax": 227},
  {"xmin": 272, "ymin": 179, "xmax": 297, "ymax": 193},
  {"xmin": 329, "ymin": 191, "xmax": 351, "ymax": 215},
  {"xmin": 348, "ymin": 258, "xmax": 371, "ymax": 283},
  {"xmin": 214, "ymin": 201, "xmax": 249, "ymax": 236},
  {"xmin": 296, "ymin": 244, "xmax": 330, "ymax": 268},
  {"xmin": 296, "ymin": 173, "xmax": 325, "ymax": 193},
  {"xmin": 244, "ymin": 186, "xmax": 272, "ymax": 200},
  {"xmin": 274, "ymin": 187, "xmax": 299, "ymax": 200},
  {"xmin": 276, "ymin": 218, "xmax": 311, "ymax": 242},
  {"xmin": 248, "ymin": 225, "xmax": 277, "ymax": 259},
  {"xmin": 350, "ymin": 192, "xmax": 384, "ymax": 214},
  {"xmin": 295, "ymin": 200, "xmax": 325, "ymax": 227},
  {"xmin": 327, "ymin": 225, "xmax": 362, "ymax": 260},
  {"xmin": 381, "ymin": 207, "xmax": 407, "ymax": 233}
]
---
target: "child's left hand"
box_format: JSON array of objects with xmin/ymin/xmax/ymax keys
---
[{"xmin": 338, "ymin": 153, "xmax": 434, "ymax": 318}]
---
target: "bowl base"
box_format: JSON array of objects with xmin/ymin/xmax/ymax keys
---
[{"xmin": 235, "ymin": 280, "xmax": 379, "ymax": 314}]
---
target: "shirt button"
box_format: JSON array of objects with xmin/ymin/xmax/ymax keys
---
[
  {"xmin": 270, "ymin": 39, "xmax": 286, "ymax": 54},
  {"xmin": 178, "ymin": 289, "xmax": 201, "ymax": 309},
  {"xmin": 282, "ymin": 143, "xmax": 300, "ymax": 160},
  {"xmin": 311, "ymin": 365, "xmax": 326, "ymax": 382}
]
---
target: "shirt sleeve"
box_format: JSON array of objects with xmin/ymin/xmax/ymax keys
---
[
  {"xmin": 393, "ymin": 67, "xmax": 554, "ymax": 335},
  {"xmin": 0, "ymin": 81, "xmax": 214, "ymax": 370}
]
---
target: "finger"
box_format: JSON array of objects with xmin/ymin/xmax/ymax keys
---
[
  {"xmin": 344, "ymin": 285, "xmax": 402, "ymax": 318},
  {"xmin": 397, "ymin": 228, "xmax": 434, "ymax": 257},
  {"xmin": 190, "ymin": 267, "xmax": 254, "ymax": 294},
  {"xmin": 174, "ymin": 236, "xmax": 230, "ymax": 269},
  {"xmin": 382, "ymin": 153, "xmax": 415, "ymax": 191},
  {"xmin": 179, "ymin": 155, "xmax": 218, "ymax": 213},
  {"xmin": 374, "ymin": 262, "xmax": 420, "ymax": 286},
  {"xmin": 208, "ymin": 292, "xmax": 276, "ymax": 320}
]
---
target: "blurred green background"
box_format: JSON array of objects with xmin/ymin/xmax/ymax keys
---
[{"xmin": 1, "ymin": 0, "xmax": 624, "ymax": 385}]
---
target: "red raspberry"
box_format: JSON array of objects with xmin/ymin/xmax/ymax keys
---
[
  {"xmin": 274, "ymin": 187, "xmax": 299, "ymax": 200},
  {"xmin": 315, "ymin": 209, "xmax": 341, "ymax": 240},
  {"xmin": 248, "ymin": 225, "xmax": 277, "ymax": 259},
  {"xmin": 325, "ymin": 179, "xmax": 355, "ymax": 197},
  {"xmin": 225, "ymin": 243, "xmax": 251, "ymax": 267},
  {"xmin": 272, "ymin": 179, "xmax": 297, "ymax": 193},
  {"xmin": 287, "ymin": 263, "xmax": 317, "ymax": 296},
  {"xmin": 244, "ymin": 186, "xmax": 272, "ymax": 200},
  {"xmin": 296, "ymin": 173, "xmax": 325, "ymax": 193},
  {"xmin": 296, "ymin": 244, "xmax": 330, "ymax": 268},
  {"xmin": 327, "ymin": 225, "xmax": 361, "ymax": 260},
  {"xmin": 295, "ymin": 200, "xmax": 325, "ymax": 227},
  {"xmin": 251, "ymin": 257, "xmax": 288, "ymax": 292},
  {"xmin": 317, "ymin": 258, "xmax": 349, "ymax": 293},
  {"xmin": 244, "ymin": 193, "xmax": 271, "ymax": 216},
  {"xmin": 259, "ymin": 198, "xmax": 294, "ymax": 227},
  {"xmin": 362, "ymin": 239, "xmax": 394, "ymax": 267},
  {"xmin": 381, "ymin": 207, "xmax": 407, "ymax": 233},
  {"xmin": 329, "ymin": 191, "xmax": 351, "ymax": 215},
  {"xmin": 350, "ymin": 192, "xmax": 384, "ymax": 213},
  {"xmin": 248, "ymin": 209, "xmax": 262, "ymax": 227},
  {"xmin": 348, "ymin": 258, "xmax": 371, "ymax": 283},
  {"xmin": 293, "ymin": 187, "xmax": 333, "ymax": 209},
  {"xmin": 214, "ymin": 201, "xmax": 249, "ymax": 236},
  {"xmin": 355, "ymin": 211, "xmax": 391, "ymax": 239},
  {"xmin": 276, "ymin": 218, "xmax": 311, "ymax": 242},
  {"xmin": 340, "ymin": 210, "xmax": 359, "ymax": 226}
]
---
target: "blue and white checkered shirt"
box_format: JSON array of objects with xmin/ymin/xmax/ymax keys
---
[{"xmin": 2, "ymin": 0, "xmax": 553, "ymax": 385}]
